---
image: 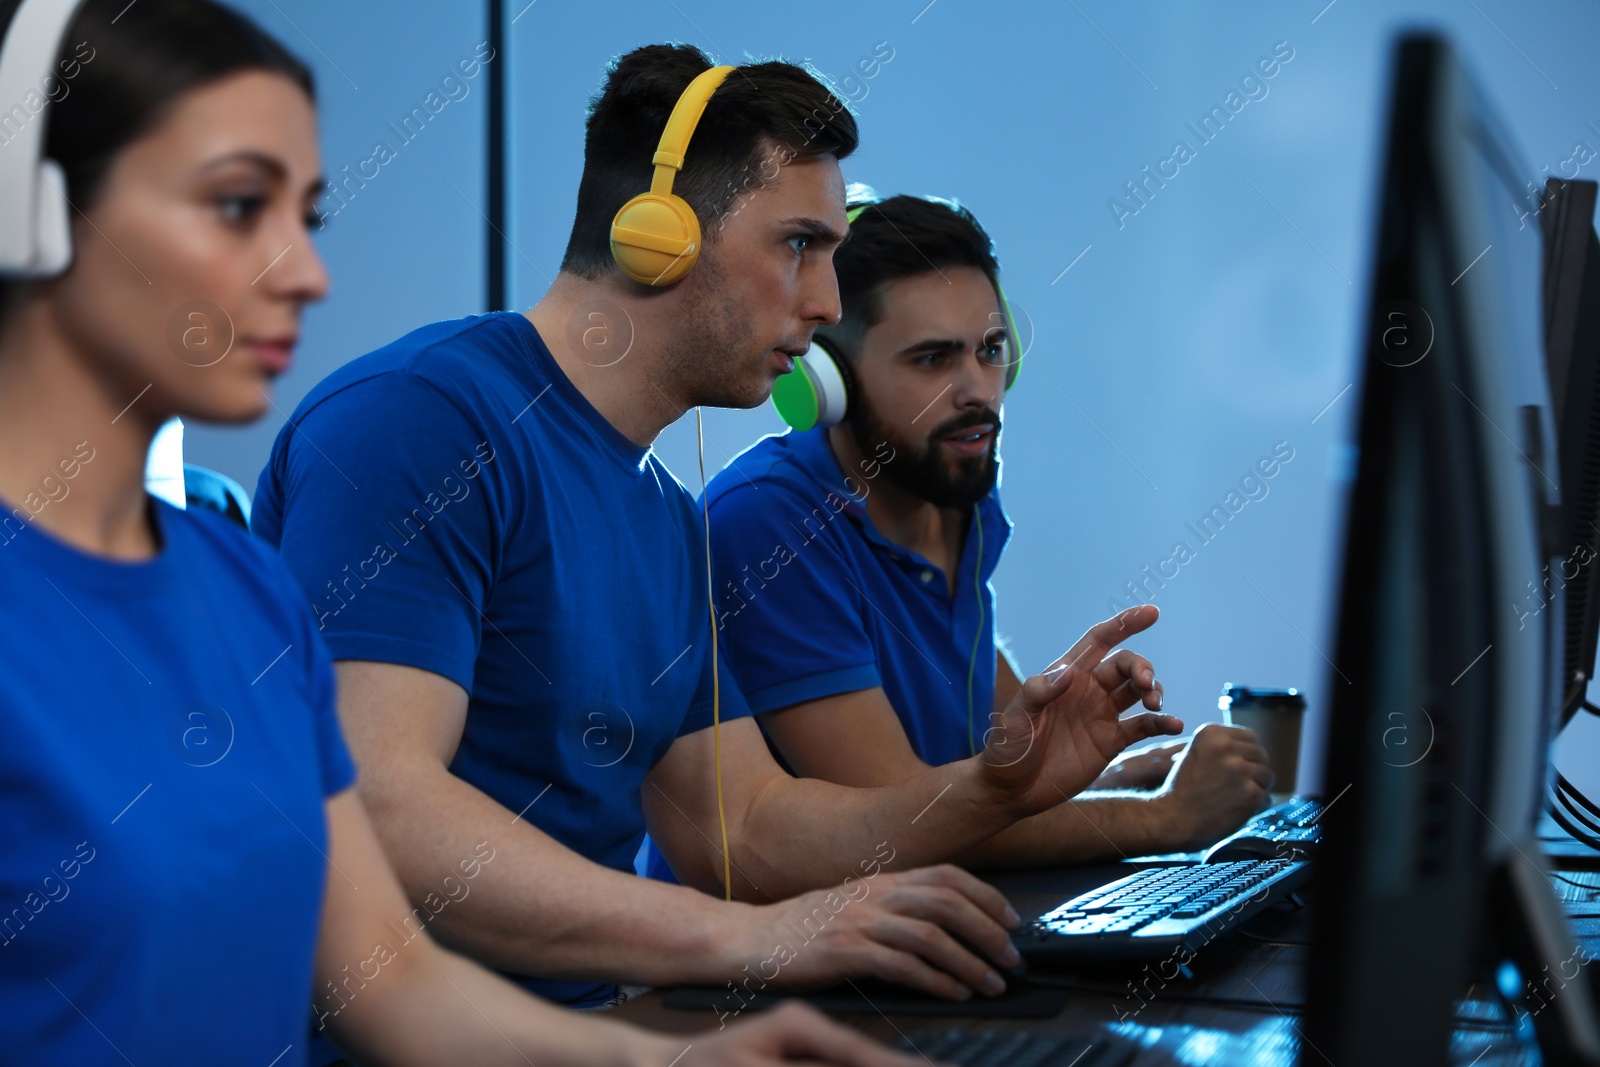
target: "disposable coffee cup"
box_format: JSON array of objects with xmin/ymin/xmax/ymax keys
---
[{"xmin": 1219, "ymin": 684, "xmax": 1306, "ymax": 803}]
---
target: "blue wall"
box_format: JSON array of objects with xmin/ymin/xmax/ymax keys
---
[
  {"xmin": 189, "ymin": 0, "xmax": 1600, "ymax": 798},
  {"xmin": 184, "ymin": 0, "xmax": 488, "ymax": 496}
]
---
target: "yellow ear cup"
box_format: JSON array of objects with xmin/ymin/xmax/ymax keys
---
[
  {"xmin": 611, "ymin": 193, "xmax": 703, "ymax": 286},
  {"xmin": 609, "ymin": 64, "xmax": 735, "ymax": 287}
]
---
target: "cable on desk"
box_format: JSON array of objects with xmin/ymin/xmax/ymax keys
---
[
  {"xmin": 1558, "ymin": 773, "xmax": 1600, "ymax": 828},
  {"xmin": 1550, "ymin": 797, "xmax": 1600, "ymax": 853},
  {"xmin": 1551, "ymin": 802, "xmax": 1600, "ymax": 848},
  {"xmin": 1548, "ymin": 768, "xmax": 1600, "ymax": 854}
]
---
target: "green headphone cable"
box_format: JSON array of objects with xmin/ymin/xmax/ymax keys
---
[{"xmin": 965, "ymin": 511, "xmax": 985, "ymax": 757}]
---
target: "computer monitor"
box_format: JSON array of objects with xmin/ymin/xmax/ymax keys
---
[
  {"xmin": 1540, "ymin": 177, "xmax": 1600, "ymax": 728},
  {"xmin": 1302, "ymin": 34, "xmax": 1600, "ymax": 1065}
]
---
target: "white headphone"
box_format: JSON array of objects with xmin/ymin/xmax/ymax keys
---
[{"xmin": 0, "ymin": 0, "xmax": 89, "ymax": 278}]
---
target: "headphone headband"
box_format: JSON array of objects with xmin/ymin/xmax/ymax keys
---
[
  {"xmin": 649, "ymin": 64, "xmax": 732, "ymax": 194},
  {"xmin": 0, "ymin": 0, "xmax": 85, "ymax": 278},
  {"xmin": 608, "ymin": 64, "xmax": 735, "ymax": 286}
]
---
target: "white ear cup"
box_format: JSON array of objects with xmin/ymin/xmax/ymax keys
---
[
  {"xmin": 803, "ymin": 339, "xmax": 851, "ymax": 427},
  {"xmin": 0, "ymin": 0, "xmax": 88, "ymax": 278},
  {"xmin": 31, "ymin": 159, "xmax": 73, "ymax": 277}
]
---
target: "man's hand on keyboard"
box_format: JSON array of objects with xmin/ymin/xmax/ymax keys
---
[
  {"xmin": 1150, "ymin": 722, "xmax": 1274, "ymax": 850},
  {"xmin": 976, "ymin": 605, "xmax": 1184, "ymax": 814}
]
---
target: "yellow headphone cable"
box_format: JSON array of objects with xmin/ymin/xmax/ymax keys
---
[{"xmin": 697, "ymin": 407, "xmax": 733, "ymax": 901}]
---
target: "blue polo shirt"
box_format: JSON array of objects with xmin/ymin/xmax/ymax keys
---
[
  {"xmin": 0, "ymin": 494, "xmax": 355, "ymax": 1066},
  {"xmin": 251, "ymin": 311, "xmax": 752, "ymax": 1009},
  {"xmin": 707, "ymin": 427, "xmax": 1011, "ymax": 763}
]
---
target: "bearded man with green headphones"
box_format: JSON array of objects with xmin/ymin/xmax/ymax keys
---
[{"xmin": 674, "ymin": 191, "xmax": 1276, "ymax": 870}]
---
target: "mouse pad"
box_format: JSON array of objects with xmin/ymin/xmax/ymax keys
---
[{"xmin": 661, "ymin": 979, "xmax": 1067, "ymax": 1018}]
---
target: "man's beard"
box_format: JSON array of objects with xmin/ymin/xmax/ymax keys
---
[{"xmin": 849, "ymin": 387, "xmax": 1000, "ymax": 509}]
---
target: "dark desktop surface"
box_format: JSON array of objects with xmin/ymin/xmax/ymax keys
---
[{"xmin": 617, "ymin": 850, "xmax": 1600, "ymax": 1065}]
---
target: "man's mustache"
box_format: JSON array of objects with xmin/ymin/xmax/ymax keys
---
[{"xmin": 928, "ymin": 409, "xmax": 1002, "ymax": 442}]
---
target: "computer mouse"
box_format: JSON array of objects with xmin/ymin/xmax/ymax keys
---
[
  {"xmin": 1202, "ymin": 834, "xmax": 1313, "ymax": 864},
  {"xmin": 967, "ymin": 930, "xmax": 1029, "ymax": 983}
]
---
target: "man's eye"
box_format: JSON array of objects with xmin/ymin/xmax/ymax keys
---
[
  {"xmin": 787, "ymin": 234, "xmax": 812, "ymax": 254},
  {"xmin": 982, "ymin": 334, "xmax": 1010, "ymax": 365}
]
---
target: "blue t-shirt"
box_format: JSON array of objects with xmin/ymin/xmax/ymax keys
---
[
  {"xmin": 643, "ymin": 427, "xmax": 1011, "ymax": 884},
  {"xmin": 0, "ymin": 494, "xmax": 355, "ymax": 1066},
  {"xmin": 705, "ymin": 427, "xmax": 1011, "ymax": 764},
  {"xmin": 251, "ymin": 311, "xmax": 753, "ymax": 1008}
]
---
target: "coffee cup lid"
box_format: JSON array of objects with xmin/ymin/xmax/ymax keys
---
[{"xmin": 1219, "ymin": 683, "xmax": 1306, "ymax": 713}]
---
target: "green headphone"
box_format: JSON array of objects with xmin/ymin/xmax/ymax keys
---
[{"xmin": 771, "ymin": 200, "xmax": 1025, "ymax": 432}]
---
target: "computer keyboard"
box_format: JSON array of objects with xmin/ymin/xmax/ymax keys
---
[
  {"xmin": 1549, "ymin": 869, "xmax": 1600, "ymax": 903},
  {"xmin": 1201, "ymin": 795, "xmax": 1326, "ymax": 863},
  {"xmin": 1014, "ymin": 857, "xmax": 1311, "ymax": 961},
  {"xmin": 892, "ymin": 1028, "xmax": 1133, "ymax": 1067}
]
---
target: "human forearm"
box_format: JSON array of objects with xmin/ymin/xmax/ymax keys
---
[
  {"xmin": 357, "ymin": 763, "xmax": 760, "ymax": 987},
  {"xmin": 735, "ymin": 782, "xmax": 1185, "ymax": 888},
  {"xmin": 318, "ymin": 789, "xmax": 945, "ymax": 1062},
  {"xmin": 332, "ymin": 940, "xmax": 673, "ymax": 1067},
  {"xmin": 960, "ymin": 723, "xmax": 1275, "ymax": 867},
  {"xmin": 316, "ymin": 789, "xmax": 681, "ymax": 1066},
  {"xmin": 710, "ymin": 760, "xmax": 1022, "ymax": 900},
  {"xmin": 955, "ymin": 794, "xmax": 1191, "ymax": 870},
  {"xmin": 345, "ymin": 958, "xmax": 930, "ymax": 1067},
  {"xmin": 662, "ymin": 655, "xmax": 1179, "ymax": 900}
]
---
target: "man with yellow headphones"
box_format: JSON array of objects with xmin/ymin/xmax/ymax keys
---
[
  {"xmin": 676, "ymin": 191, "xmax": 1275, "ymax": 869},
  {"xmin": 255, "ymin": 44, "xmax": 1183, "ymax": 1030}
]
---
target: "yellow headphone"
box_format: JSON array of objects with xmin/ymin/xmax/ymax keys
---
[{"xmin": 609, "ymin": 64, "xmax": 735, "ymax": 286}]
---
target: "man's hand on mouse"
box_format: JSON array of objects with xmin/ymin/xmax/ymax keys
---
[
  {"xmin": 1148, "ymin": 722, "xmax": 1275, "ymax": 851},
  {"xmin": 726, "ymin": 865, "xmax": 1024, "ymax": 1001}
]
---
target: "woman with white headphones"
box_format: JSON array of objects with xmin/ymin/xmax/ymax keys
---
[{"xmin": 0, "ymin": 1, "xmax": 916, "ymax": 1064}]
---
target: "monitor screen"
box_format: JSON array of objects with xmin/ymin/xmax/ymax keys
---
[
  {"xmin": 1303, "ymin": 32, "xmax": 1568, "ymax": 1064},
  {"xmin": 1540, "ymin": 178, "xmax": 1600, "ymax": 727}
]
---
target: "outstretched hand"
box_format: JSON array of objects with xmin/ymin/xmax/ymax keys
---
[{"xmin": 977, "ymin": 605, "xmax": 1183, "ymax": 814}]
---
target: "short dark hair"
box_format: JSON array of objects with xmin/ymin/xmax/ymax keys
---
[
  {"xmin": 0, "ymin": 0, "xmax": 311, "ymax": 310},
  {"xmin": 559, "ymin": 43, "xmax": 858, "ymax": 280},
  {"xmin": 2, "ymin": 0, "xmax": 313, "ymax": 207},
  {"xmin": 823, "ymin": 194, "xmax": 1001, "ymax": 356}
]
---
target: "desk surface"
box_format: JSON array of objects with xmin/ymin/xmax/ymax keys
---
[{"xmin": 615, "ymin": 859, "xmax": 1600, "ymax": 1066}]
